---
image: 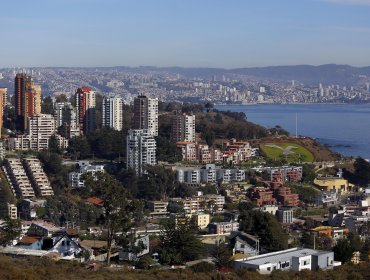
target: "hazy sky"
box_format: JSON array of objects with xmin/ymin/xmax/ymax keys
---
[{"xmin": 1, "ymin": 0, "xmax": 370, "ymax": 68}]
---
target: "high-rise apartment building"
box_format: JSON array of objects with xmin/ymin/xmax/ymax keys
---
[
  {"xmin": 8, "ymin": 114, "xmax": 68, "ymax": 151},
  {"xmin": 53, "ymin": 102, "xmax": 80, "ymax": 138},
  {"xmin": 133, "ymin": 95, "xmax": 158, "ymax": 136},
  {"xmin": 75, "ymin": 87, "xmax": 96, "ymax": 134},
  {"xmin": 102, "ymin": 96, "xmax": 123, "ymax": 131},
  {"xmin": 172, "ymin": 112, "xmax": 196, "ymax": 143},
  {"xmin": 0, "ymin": 88, "xmax": 5, "ymax": 137},
  {"xmin": 14, "ymin": 73, "xmax": 41, "ymax": 131},
  {"xmin": 126, "ymin": 129, "xmax": 156, "ymax": 175},
  {"xmin": 54, "ymin": 102, "xmax": 69, "ymax": 127},
  {"xmin": 0, "ymin": 87, "xmax": 7, "ymax": 109}
]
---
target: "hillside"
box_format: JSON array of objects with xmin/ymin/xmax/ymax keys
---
[
  {"xmin": 251, "ymin": 136, "xmax": 341, "ymax": 162},
  {"xmin": 0, "ymin": 255, "xmax": 369, "ymax": 280},
  {"xmin": 116, "ymin": 64, "xmax": 370, "ymax": 85}
]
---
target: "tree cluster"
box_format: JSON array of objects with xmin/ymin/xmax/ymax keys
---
[
  {"xmin": 238, "ymin": 210, "xmax": 289, "ymax": 252},
  {"xmin": 344, "ymin": 157, "xmax": 370, "ymax": 186},
  {"xmin": 158, "ymin": 219, "xmax": 205, "ymax": 264},
  {"xmin": 112, "ymin": 165, "xmax": 194, "ymax": 200}
]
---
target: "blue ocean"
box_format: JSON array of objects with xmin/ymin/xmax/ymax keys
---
[{"xmin": 216, "ymin": 104, "xmax": 370, "ymax": 160}]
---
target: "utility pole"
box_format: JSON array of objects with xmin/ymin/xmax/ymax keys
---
[{"xmin": 295, "ymin": 113, "xmax": 298, "ymax": 138}]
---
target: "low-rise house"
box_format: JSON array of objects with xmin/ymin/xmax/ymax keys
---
[
  {"xmin": 260, "ymin": 205, "xmax": 279, "ymax": 216},
  {"xmin": 234, "ymin": 247, "xmax": 340, "ymax": 274},
  {"xmin": 21, "ymin": 220, "xmax": 33, "ymax": 235},
  {"xmin": 316, "ymin": 191, "xmax": 338, "ymax": 206},
  {"xmin": 27, "ymin": 220, "xmax": 64, "ymax": 237},
  {"xmin": 17, "ymin": 236, "xmax": 43, "ymax": 250},
  {"xmin": 147, "ymin": 201, "xmax": 169, "ymax": 213},
  {"xmin": 276, "ymin": 208, "xmax": 294, "ymax": 224},
  {"xmin": 310, "ymin": 226, "xmax": 349, "ymax": 241},
  {"xmin": 15, "ymin": 224, "xmax": 84, "ymax": 261},
  {"xmin": 49, "ymin": 232, "xmax": 82, "ymax": 259},
  {"xmin": 208, "ymin": 221, "xmax": 239, "ymax": 235},
  {"xmin": 229, "ymin": 231, "xmax": 260, "ymax": 257},
  {"xmin": 68, "ymin": 161, "xmax": 105, "ymax": 188},
  {"xmin": 119, "ymin": 234, "xmax": 149, "ymax": 261},
  {"xmin": 7, "ymin": 203, "xmax": 17, "ymax": 219},
  {"xmin": 19, "ymin": 199, "xmax": 46, "ymax": 220},
  {"xmin": 191, "ymin": 213, "xmax": 210, "ymax": 229},
  {"xmin": 314, "ymin": 177, "xmax": 353, "ymax": 195},
  {"xmin": 86, "ymin": 197, "xmax": 104, "ymax": 208}
]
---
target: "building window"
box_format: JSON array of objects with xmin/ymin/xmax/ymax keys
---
[{"xmin": 62, "ymin": 241, "xmax": 65, "ymax": 246}]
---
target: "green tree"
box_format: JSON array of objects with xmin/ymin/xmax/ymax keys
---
[
  {"xmin": 0, "ymin": 218, "xmax": 21, "ymax": 247},
  {"xmin": 159, "ymin": 219, "xmax": 204, "ymax": 264},
  {"xmin": 205, "ymin": 130, "xmax": 215, "ymax": 147},
  {"xmin": 86, "ymin": 128, "xmax": 126, "ymax": 160},
  {"xmin": 360, "ymin": 237, "xmax": 370, "ymax": 261},
  {"xmin": 2, "ymin": 106, "xmax": 16, "ymax": 132},
  {"xmin": 38, "ymin": 152, "xmax": 69, "ymax": 194},
  {"xmin": 334, "ymin": 238, "xmax": 354, "ymax": 263},
  {"xmin": 68, "ymin": 136, "xmax": 91, "ymax": 159},
  {"xmin": 84, "ymin": 173, "xmax": 139, "ymax": 265},
  {"xmin": 204, "ymin": 102, "xmax": 214, "ymax": 112},
  {"xmin": 300, "ymin": 231, "xmax": 314, "ymax": 248},
  {"xmin": 136, "ymin": 255, "xmax": 155, "ymax": 269},
  {"xmin": 41, "ymin": 96, "xmax": 54, "ymax": 114},
  {"xmin": 301, "ymin": 164, "xmax": 316, "ymax": 183},
  {"xmin": 239, "ymin": 210, "xmax": 288, "ymax": 252},
  {"xmin": 353, "ymin": 157, "xmax": 370, "ymax": 186},
  {"xmin": 211, "ymin": 241, "xmax": 233, "ymax": 269},
  {"xmin": 48, "ymin": 135, "xmax": 62, "ymax": 154}
]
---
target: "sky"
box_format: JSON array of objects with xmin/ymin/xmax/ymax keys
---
[{"xmin": 1, "ymin": 0, "xmax": 370, "ymax": 68}]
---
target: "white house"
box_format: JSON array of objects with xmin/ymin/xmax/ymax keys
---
[
  {"xmin": 50, "ymin": 233, "xmax": 82, "ymax": 259},
  {"xmin": 119, "ymin": 234, "xmax": 150, "ymax": 261},
  {"xmin": 234, "ymin": 247, "xmax": 340, "ymax": 274}
]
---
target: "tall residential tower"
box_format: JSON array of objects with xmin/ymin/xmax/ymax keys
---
[
  {"xmin": 75, "ymin": 87, "xmax": 96, "ymax": 134},
  {"xmin": 126, "ymin": 129, "xmax": 156, "ymax": 175},
  {"xmin": 14, "ymin": 73, "xmax": 41, "ymax": 131},
  {"xmin": 133, "ymin": 95, "xmax": 158, "ymax": 136},
  {"xmin": 102, "ymin": 96, "xmax": 123, "ymax": 131},
  {"xmin": 171, "ymin": 112, "xmax": 196, "ymax": 143}
]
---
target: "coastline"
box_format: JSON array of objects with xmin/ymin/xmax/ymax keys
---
[{"xmin": 214, "ymin": 103, "xmax": 370, "ymax": 159}]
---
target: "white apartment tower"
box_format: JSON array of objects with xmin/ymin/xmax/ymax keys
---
[
  {"xmin": 102, "ymin": 96, "xmax": 123, "ymax": 131},
  {"xmin": 172, "ymin": 112, "xmax": 196, "ymax": 143},
  {"xmin": 28, "ymin": 114, "xmax": 57, "ymax": 150},
  {"xmin": 133, "ymin": 95, "xmax": 158, "ymax": 136},
  {"xmin": 126, "ymin": 129, "xmax": 156, "ymax": 175},
  {"xmin": 54, "ymin": 102, "xmax": 71, "ymax": 127}
]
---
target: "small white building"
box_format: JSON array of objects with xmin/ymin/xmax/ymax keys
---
[
  {"xmin": 68, "ymin": 162, "xmax": 105, "ymax": 188},
  {"xmin": 119, "ymin": 234, "xmax": 149, "ymax": 261},
  {"xmin": 234, "ymin": 247, "xmax": 340, "ymax": 274}
]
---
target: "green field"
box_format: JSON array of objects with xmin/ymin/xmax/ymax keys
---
[{"xmin": 260, "ymin": 142, "xmax": 314, "ymax": 163}]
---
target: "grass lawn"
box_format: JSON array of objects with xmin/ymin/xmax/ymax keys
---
[{"xmin": 260, "ymin": 142, "xmax": 315, "ymax": 163}]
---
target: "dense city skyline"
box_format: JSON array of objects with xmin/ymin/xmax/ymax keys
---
[{"xmin": 1, "ymin": 0, "xmax": 370, "ymax": 68}]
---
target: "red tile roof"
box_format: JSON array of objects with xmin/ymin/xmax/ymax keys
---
[
  {"xmin": 18, "ymin": 236, "xmax": 40, "ymax": 245},
  {"xmin": 86, "ymin": 197, "xmax": 104, "ymax": 207}
]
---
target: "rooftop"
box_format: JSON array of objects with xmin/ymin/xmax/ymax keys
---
[{"xmin": 235, "ymin": 247, "xmax": 331, "ymax": 266}]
